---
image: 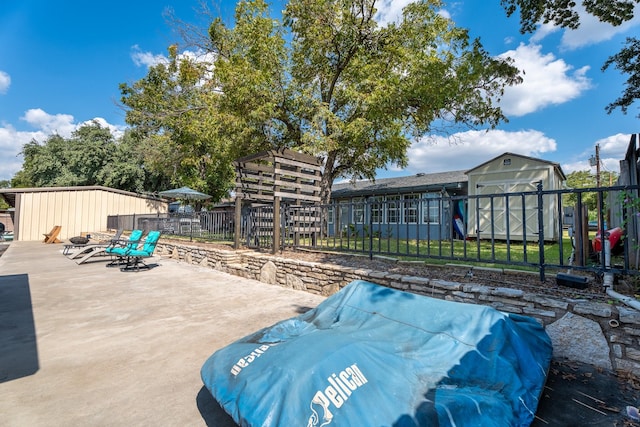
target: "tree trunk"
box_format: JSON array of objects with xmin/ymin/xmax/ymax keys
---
[{"xmin": 320, "ymin": 151, "xmax": 337, "ymax": 205}]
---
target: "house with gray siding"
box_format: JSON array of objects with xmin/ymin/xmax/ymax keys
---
[
  {"xmin": 328, "ymin": 153, "xmax": 567, "ymax": 242},
  {"xmin": 329, "ymin": 171, "xmax": 468, "ymax": 240}
]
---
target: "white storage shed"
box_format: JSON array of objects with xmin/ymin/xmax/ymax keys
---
[{"xmin": 466, "ymin": 153, "xmax": 566, "ymax": 242}]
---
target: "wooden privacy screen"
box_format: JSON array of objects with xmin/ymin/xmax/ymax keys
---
[
  {"xmin": 233, "ymin": 149, "xmax": 323, "ymax": 251},
  {"xmin": 234, "ymin": 149, "xmax": 322, "ymax": 204}
]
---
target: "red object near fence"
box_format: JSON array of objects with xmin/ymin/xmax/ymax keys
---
[{"xmin": 592, "ymin": 227, "xmax": 623, "ymax": 254}]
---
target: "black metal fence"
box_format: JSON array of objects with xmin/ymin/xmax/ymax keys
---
[
  {"xmin": 108, "ymin": 184, "xmax": 640, "ymax": 279},
  {"xmin": 107, "ymin": 210, "xmax": 236, "ymax": 242}
]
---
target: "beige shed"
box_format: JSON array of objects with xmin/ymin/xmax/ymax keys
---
[
  {"xmin": 0, "ymin": 186, "xmax": 167, "ymax": 241},
  {"xmin": 466, "ymin": 152, "xmax": 566, "ymax": 242}
]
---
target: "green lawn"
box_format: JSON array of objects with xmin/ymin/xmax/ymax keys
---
[{"xmin": 300, "ymin": 233, "xmax": 579, "ymax": 272}]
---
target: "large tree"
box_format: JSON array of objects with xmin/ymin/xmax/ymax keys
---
[
  {"xmin": 120, "ymin": 45, "xmax": 237, "ymax": 201},
  {"xmin": 501, "ymin": 0, "xmax": 640, "ymax": 116},
  {"xmin": 11, "ymin": 122, "xmax": 169, "ymax": 193},
  {"xmin": 501, "ymin": 0, "xmax": 639, "ymax": 32},
  {"xmin": 563, "ymin": 169, "xmax": 619, "ymax": 216},
  {"xmin": 603, "ymin": 37, "xmax": 640, "ymax": 118},
  {"xmin": 122, "ymin": 0, "xmax": 522, "ymax": 203}
]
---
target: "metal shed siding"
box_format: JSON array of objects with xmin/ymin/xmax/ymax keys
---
[
  {"xmin": 13, "ymin": 188, "xmax": 166, "ymax": 241},
  {"xmin": 467, "ymin": 155, "xmax": 562, "ymax": 242}
]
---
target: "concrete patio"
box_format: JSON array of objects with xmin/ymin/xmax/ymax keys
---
[
  {"xmin": 2, "ymin": 240, "xmax": 640, "ymax": 426},
  {"xmin": 0, "ymin": 241, "xmax": 325, "ymax": 426}
]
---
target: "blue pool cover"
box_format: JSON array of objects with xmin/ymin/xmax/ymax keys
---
[{"xmin": 201, "ymin": 280, "xmax": 552, "ymax": 426}]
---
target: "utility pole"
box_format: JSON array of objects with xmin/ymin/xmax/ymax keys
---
[
  {"xmin": 595, "ymin": 144, "xmax": 601, "ymax": 189},
  {"xmin": 590, "ymin": 144, "xmax": 602, "ymax": 229}
]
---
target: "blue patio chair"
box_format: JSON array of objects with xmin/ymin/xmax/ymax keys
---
[
  {"xmin": 116, "ymin": 230, "xmax": 161, "ymax": 272},
  {"xmin": 74, "ymin": 229, "xmax": 141, "ymax": 265},
  {"xmin": 104, "ymin": 229, "xmax": 144, "ymax": 267}
]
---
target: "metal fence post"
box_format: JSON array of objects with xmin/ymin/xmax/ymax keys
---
[
  {"xmin": 536, "ymin": 181, "xmax": 545, "ymax": 281},
  {"xmin": 367, "ymin": 197, "xmax": 373, "ymax": 260}
]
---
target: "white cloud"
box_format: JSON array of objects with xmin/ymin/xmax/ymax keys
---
[
  {"xmin": 562, "ymin": 157, "xmax": 621, "ymax": 176},
  {"xmin": 562, "ymin": 159, "xmax": 615, "ymax": 175},
  {"xmin": 532, "ymin": 3, "xmax": 640, "ymax": 50},
  {"xmin": 178, "ymin": 49, "xmax": 217, "ymax": 64},
  {"xmin": 561, "ymin": 160, "xmax": 590, "ymax": 174},
  {"xmin": 130, "ymin": 46, "xmax": 219, "ymax": 91},
  {"xmin": 130, "ymin": 45, "xmax": 216, "ymax": 70},
  {"xmin": 560, "ymin": 133, "xmax": 631, "ymax": 175},
  {"xmin": 402, "ymin": 129, "xmax": 557, "ymax": 173},
  {"xmin": 375, "ymin": 0, "xmax": 450, "ymax": 26},
  {"xmin": 78, "ymin": 117, "xmax": 126, "ymax": 139},
  {"xmin": 375, "ymin": 0, "xmax": 414, "ymax": 26},
  {"xmin": 0, "ymin": 71, "xmax": 10, "ymax": 94},
  {"xmin": 530, "ymin": 22, "xmax": 559, "ymax": 44},
  {"xmin": 595, "ymin": 133, "xmax": 632, "ymax": 161},
  {"xmin": 0, "ymin": 123, "xmax": 47, "ymax": 181},
  {"xmin": 21, "ymin": 109, "xmax": 77, "ymax": 137},
  {"xmin": 498, "ymin": 43, "xmax": 591, "ymax": 116},
  {"xmin": 0, "ymin": 110, "xmax": 127, "ymax": 181},
  {"xmin": 130, "ymin": 45, "xmax": 169, "ymax": 68},
  {"xmin": 130, "ymin": 46, "xmax": 218, "ymax": 90}
]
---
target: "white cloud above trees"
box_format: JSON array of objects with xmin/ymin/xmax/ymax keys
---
[
  {"xmin": 498, "ymin": 43, "xmax": 591, "ymax": 116},
  {"xmin": 563, "ymin": 133, "xmax": 632, "ymax": 174},
  {"xmin": 532, "ymin": 3, "xmax": 640, "ymax": 50},
  {"xmin": 130, "ymin": 45, "xmax": 169, "ymax": 68},
  {"xmin": 402, "ymin": 129, "xmax": 558, "ymax": 173},
  {"xmin": 374, "ymin": 0, "xmax": 415, "ymax": 26},
  {"xmin": 130, "ymin": 45, "xmax": 216, "ymax": 69},
  {"xmin": 0, "ymin": 110, "xmax": 125, "ymax": 181}
]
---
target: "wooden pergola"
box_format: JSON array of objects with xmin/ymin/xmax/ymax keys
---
[{"xmin": 233, "ymin": 149, "xmax": 323, "ymax": 253}]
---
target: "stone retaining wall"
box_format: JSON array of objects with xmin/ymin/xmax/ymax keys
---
[{"xmin": 107, "ymin": 233, "xmax": 640, "ymax": 375}]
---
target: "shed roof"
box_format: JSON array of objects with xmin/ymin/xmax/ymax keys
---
[
  {"xmin": 0, "ymin": 185, "xmax": 163, "ymax": 208},
  {"xmin": 331, "ymin": 170, "xmax": 468, "ymax": 198},
  {"xmin": 465, "ymin": 152, "xmax": 567, "ymax": 181}
]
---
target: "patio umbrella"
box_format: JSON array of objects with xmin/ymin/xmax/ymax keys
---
[
  {"xmin": 158, "ymin": 186, "xmax": 212, "ymax": 201},
  {"xmin": 159, "ymin": 186, "xmax": 212, "ymax": 241}
]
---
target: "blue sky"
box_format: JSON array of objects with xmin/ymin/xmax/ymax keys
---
[{"xmin": 0, "ymin": 0, "xmax": 639, "ymax": 182}]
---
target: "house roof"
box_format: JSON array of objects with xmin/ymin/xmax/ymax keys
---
[
  {"xmin": 331, "ymin": 170, "xmax": 468, "ymax": 198},
  {"xmin": 465, "ymin": 152, "xmax": 567, "ymax": 181},
  {"xmin": 0, "ymin": 185, "xmax": 163, "ymax": 208}
]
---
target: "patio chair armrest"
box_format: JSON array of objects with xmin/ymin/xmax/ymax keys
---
[{"xmin": 109, "ymin": 238, "xmax": 141, "ymax": 247}]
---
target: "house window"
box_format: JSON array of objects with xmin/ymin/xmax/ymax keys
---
[
  {"xmin": 386, "ymin": 195, "xmax": 401, "ymax": 223},
  {"xmin": 503, "ymin": 158, "xmax": 511, "ymax": 166},
  {"xmin": 327, "ymin": 206, "xmax": 334, "ymax": 225},
  {"xmin": 403, "ymin": 194, "xmax": 419, "ymax": 224},
  {"xmin": 352, "ymin": 197, "xmax": 365, "ymax": 224},
  {"xmin": 370, "ymin": 196, "xmax": 383, "ymax": 224},
  {"xmin": 422, "ymin": 193, "xmax": 440, "ymax": 224}
]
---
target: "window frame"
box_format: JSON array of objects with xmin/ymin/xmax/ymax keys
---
[{"xmin": 422, "ymin": 193, "xmax": 441, "ymax": 224}]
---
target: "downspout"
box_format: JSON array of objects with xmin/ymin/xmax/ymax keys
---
[{"xmin": 602, "ymin": 231, "xmax": 640, "ymax": 311}]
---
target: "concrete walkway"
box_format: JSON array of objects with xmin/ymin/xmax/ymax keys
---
[{"xmin": 0, "ymin": 241, "xmax": 325, "ymax": 426}]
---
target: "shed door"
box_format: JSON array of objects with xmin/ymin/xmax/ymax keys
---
[{"xmin": 476, "ymin": 181, "xmax": 538, "ymax": 240}]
